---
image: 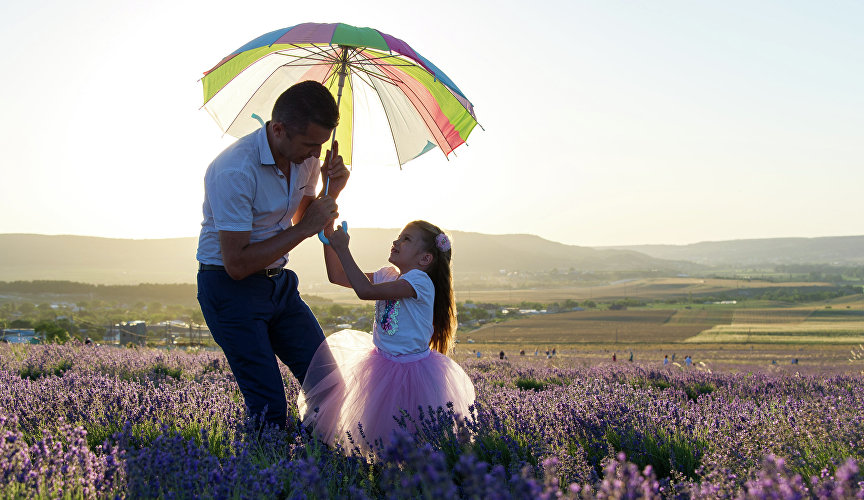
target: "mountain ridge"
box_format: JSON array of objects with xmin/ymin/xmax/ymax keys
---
[
  {"xmin": 601, "ymin": 235, "xmax": 864, "ymax": 266},
  {"xmin": 0, "ymin": 231, "xmax": 694, "ymax": 285},
  {"xmin": 2, "ymin": 232, "xmax": 861, "ymax": 286}
]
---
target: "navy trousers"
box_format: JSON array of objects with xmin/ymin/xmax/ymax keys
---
[{"xmin": 197, "ymin": 268, "xmax": 324, "ymax": 428}]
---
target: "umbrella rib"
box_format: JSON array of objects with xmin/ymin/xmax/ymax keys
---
[
  {"xmin": 345, "ymin": 58, "xmax": 407, "ymax": 88},
  {"xmin": 268, "ymin": 53, "xmax": 337, "ymax": 66},
  {"xmin": 342, "ymin": 66, "xmax": 404, "ymax": 168},
  {"xmin": 321, "ymin": 46, "xmax": 358, "ymax": 90},
  {"xmin": 219, "ymin": 66, "xmax": 290, "ymax": 135},
  {"xmin": 357, "ymin": 52, "xmax": 420, "ymax": 66},
  {"xmin": 365, "ymin": 76, "xmax": 407, "ymax": 170},
  {"xmin": 340, "ymin": 49, "xmax": 408, "ymax": 88},
  {"xmin": 285, "ymin": 42, "xmax": 342, "ymax": 62},
  {"xmin": 375, "ymin": 62, "xmax": 451, "ymax": 156}
]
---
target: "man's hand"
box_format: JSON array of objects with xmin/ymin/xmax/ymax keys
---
[
  {"xmin": 321, "ymin": 140, "xmax": 349, "ymax": 198},
  {"xmin": 329, "ymin": 223, "xmax": 350, "ymax": 251},
  {"xmin": 297, "ymin": 196, "xmax": 338, "ymax": 237}
]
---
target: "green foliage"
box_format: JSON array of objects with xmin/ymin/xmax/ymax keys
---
[
  {"xmin": 83, "ymin": 421, "xmax": 231, "ymax": 459},
  {"xmin": 701, "ymin": 285, "xmax": 861, "ymax": 305},
  {"xmin": 610, "ymin": 298, "xmax": 648, "ymax": 310},
  {"xmin": 18, "ymin": 359, "xmax": 73, "ymax": 380},
  {"xmin": 152, "ymin": 363, "xmax": 183, "ymax": 380},
  {"xmin": 683, "ymin": 382, "xmax": 716, "ymax": 402},
  {"xmin": 604, "ymin": 426, "xmax": 705, "ymax": 480},
  {"xmin": 630, "ymin": 376, "xmax": 672, "ymax": 391},
  {"xmin": 35, "ymin": 321, "xmax": 70, "ymax": 344},
  {"xmin": 468, "ymin": 430, "xmax": 539, "ymax": 471},
  {"xmin": 514, "ymin": 376, "xmax": 563, "ymax": 392}
]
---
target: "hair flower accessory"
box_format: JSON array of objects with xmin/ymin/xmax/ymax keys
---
[{"xmin": 435, "ymin": 233, "xmax": 451, "ymax": 252}]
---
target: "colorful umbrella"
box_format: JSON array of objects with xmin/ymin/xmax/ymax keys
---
[{"xmin": 201, "ymin": 22, "xmax": 480, "ymax": 169}]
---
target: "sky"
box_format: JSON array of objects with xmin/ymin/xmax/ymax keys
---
[{"xmin": 1, "ymin": 0, "xmax": 862, "ymax": 247}]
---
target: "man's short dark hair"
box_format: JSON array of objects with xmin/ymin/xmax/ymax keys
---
[{"xmin": 272, "ymin": 81, "xmax": 339, "ymax": 135}]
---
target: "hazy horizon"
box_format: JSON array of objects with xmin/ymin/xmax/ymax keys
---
[
  {"xmin": 2, "ymin": 229, "xmax": 863, "ymax": 249},
  {"xmin": 2, "ymin": 1, "xmax": 863, "ymax": 247}
]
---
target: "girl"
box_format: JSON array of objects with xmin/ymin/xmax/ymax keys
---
[{"xmin": 297, "ymin": 220, "xmax": 475, "ymax": 454}]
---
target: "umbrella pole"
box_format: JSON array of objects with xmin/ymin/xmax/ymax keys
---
[
  {"xmin": 319, "ymin": 47, "xmax": 349, "ymax": 245},
  {"xmin": 324, "ymin": 46, "xmax": 350, "ymax": 197}
]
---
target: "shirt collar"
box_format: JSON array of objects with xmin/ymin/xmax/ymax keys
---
[{"xmin": 256, "ymin": 124, "xmax": 276, "ymax": 166}]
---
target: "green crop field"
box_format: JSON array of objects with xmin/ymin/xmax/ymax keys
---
[
  {"xmin": 466, "ymin": 307, "xmax": 733, "ymax": 344},
  {"xmin": 462, "ymin": 301, "xmax": 864, "ymax": 348}
]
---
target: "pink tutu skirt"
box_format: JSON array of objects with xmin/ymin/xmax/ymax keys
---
[{"xmin": 297, "ymin": 329, "xmax": 475, "ymax": 454}]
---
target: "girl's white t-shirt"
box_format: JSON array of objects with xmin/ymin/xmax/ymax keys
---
[{"xmin": 371, "ymin": 266, "xmax": 435, "ymax": 357}]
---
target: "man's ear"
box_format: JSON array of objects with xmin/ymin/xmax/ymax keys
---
[{"xmin": 271, "ymin": 121, "xmax": 285, "ymax": 138}]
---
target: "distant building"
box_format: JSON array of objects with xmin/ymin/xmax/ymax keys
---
[
  {"xmin": 118, "ymin": 321, "xmax": 147, "ymax": 346},
  {"xmin": 1, "ymin": 329, "xmax": 38, "ymax": 344}
]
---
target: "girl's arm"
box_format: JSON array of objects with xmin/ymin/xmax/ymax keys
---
[
  {"xmin": 322, "ymin": 223, "xmax": 373, "ymax": 288},
  {"xmin": 329, "ymin": 227, "xmax": 416, "ymax": 301}
]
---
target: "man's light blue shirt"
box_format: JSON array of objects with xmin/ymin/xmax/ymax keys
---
[{"xmin": 196, "ymin": 126, "xmax": 319, "ymax": 269}]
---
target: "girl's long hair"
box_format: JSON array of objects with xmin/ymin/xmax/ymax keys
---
[{"xmin": 408, "ymin": 220, "xmax": 456, "ymax": 355}]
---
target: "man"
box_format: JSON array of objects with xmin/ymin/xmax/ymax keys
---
[{"xmin": 196, "ymin": 81, "xmax": 349, "ymax": 428}]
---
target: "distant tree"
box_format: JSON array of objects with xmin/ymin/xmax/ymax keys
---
[
  {"xmin": 35, "ymin": 320, "xmax": 70, "ymax": 344},
  {"xmin": 329, "ymin": 304, "xmax": 348, "ymax": 318}
]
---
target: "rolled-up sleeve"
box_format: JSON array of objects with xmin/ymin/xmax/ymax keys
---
[
  {"xmin": 302, "ymin": 164, "xmax": 318, "ymax": 197},
  {"xmin": 208, "ymin": 169, "xmax": 255, "ymax": 232}
]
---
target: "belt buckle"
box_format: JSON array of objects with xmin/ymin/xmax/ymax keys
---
[{"xmin": 264, "ymin": 268, "xmax": 282, "ymax": 278}]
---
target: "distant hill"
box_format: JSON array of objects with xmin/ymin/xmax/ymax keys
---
[
  {"xmin": 602, "ymin": 235, "xmax": 864, "ymax": 266},
  {"xmin": 0, "ymin": 232, "xmax": 694, "ymax": 286}
]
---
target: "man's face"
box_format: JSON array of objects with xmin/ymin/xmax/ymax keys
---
[{"xmin": 276, "ymin": 122, "xmax": 333, "ymax": 164}]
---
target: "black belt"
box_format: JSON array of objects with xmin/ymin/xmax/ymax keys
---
[{"xmin": 198, "ymin": 263, "xmax": 284, "ymax": 278}]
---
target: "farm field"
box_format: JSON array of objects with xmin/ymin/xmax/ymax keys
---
[
  {"xmin": 456, "ymin": 342, "xmax": 859, "ymax": 376},
  {"xmin": 464, "ymin": 299, "xmax": 864, "ymax": 346},
  {"xmin": 452, "ymin": 277, "xmax": 841, "ymax": 303},
  {"xmin": 467, "ymin": 308, "xmax": 731, "ymax": 344},
  {"xmin": 459, "ymin": 296, "xmax": 864, "ymax": 374},
  {"xmin": 311, "ymin": 277, "xmax": 844, "ymax": 305},
  {"xmin": 1, "ymin": 343, "xmax": 862, "ymax": 498}
]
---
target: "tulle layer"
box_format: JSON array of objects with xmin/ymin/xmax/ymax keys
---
[{"xmin": 297, "ymin": 330, "xmax": 475, "ymax": 454}]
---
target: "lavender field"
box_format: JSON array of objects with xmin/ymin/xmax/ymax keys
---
[{"xmin": 1, "ymin": 342, "xmax": 863, "ymax": 499}]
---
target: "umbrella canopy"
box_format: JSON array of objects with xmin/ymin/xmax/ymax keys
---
[{"xmin": 201, "ymin": 22, "xmax": 479, "ymax": 166}]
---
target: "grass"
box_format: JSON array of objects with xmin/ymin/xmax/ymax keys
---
[
  {"xmin": 732, "ymin": 308, "xmax": 815, "ymax": 324},
  {"xmin": 603, "ymin": 426, "xmax": 706, "ymax": 480},
  {"xmin": 514, "ymin": 376, "xmax": 564, "ymax": 391},
  {"xmin": 18, "ymin": 359, "xmax": 73, "ymax": 380},
  {"xmin": 83, "ymin": 420, "xmax": 232, "ymax": 458},
  {"xmin": 682, "ymin": 381, "xmax": 716, "ymax": 402},
  {"xmin": 152, "ymin": 362, "xmax": 183, "ymax": 379},
  {"xmin": 469, "ymin": 430, "xmax": 540, "ymax": 471},
  {"xmin": 686, "ymin": 321, "xmax": 864, "ymax": 344}
]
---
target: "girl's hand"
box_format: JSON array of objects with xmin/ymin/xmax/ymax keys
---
[{"xmin": 329, "ymin": 224, "xmax": 350, "ymax": 251}]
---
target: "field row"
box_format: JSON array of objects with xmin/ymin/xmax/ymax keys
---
[{"xmin": 464, "ymin": 304, "xmax": 864, "ymax": 345}]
